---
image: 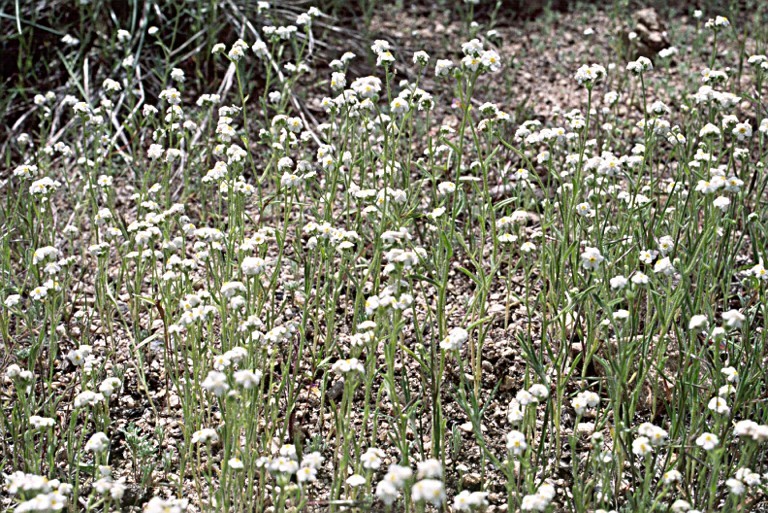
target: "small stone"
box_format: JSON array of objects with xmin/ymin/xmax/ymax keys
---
[
  {"xmin": 501, "ymin": 376, "xmax": 516, "ymax": 391},
  {"xmin": 460, "ymin": 473, "xmax": 482, "ymax": 491}
]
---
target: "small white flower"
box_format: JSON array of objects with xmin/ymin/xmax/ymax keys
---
[
  {"xmin": 347, "ymin": 474, "xmax": 366, "ymax": 487},
  {"xmin": 688, "ymin": 315, "xmax": 709, "ymax": 330},
  {"xmin": 653, "ymin": 256, "xmax": 675, "ymax": 276},
  {"xmin": 375, "ymin": 480, "xmax": 399, "ymax": 505},
  {"xmin": 580, "ymin": 246, "xmax": 604, "ymax": 270},
  {"xmin": 390, "ymin": 97, "xmax": 410, "ymax": 115},
  {"xmin": 632, "ymin": 436, "xmax": 653, "ymax": 457},
  {"xmin": 191, "ymin": 428, "xmax": 218, "ymax": 444},
  {"xmin": 506, "ymin": 430, "xmax": 527, "ymax": 456},
  {"xmin": 361, "ymin": 447, "xmax": 385, "ymax": 470},
  {"xmin": 412, "ymin": 479, "xmax": 445, "ymax": 507},
  {"xmin": 435, "ymin": 59, "xmax": 454, "ymax": 77},
  {"xmin": 726, "ymin": 478, "xmax": 745, "ymax": 495},
  {"xmin": 85, "ymin": 432, "xmax": 110, "ymax": 453},
  {"xmin": 201, "ymin": 370, "xmax": 229, "ymax": 396},
  {"xmin": 695, "ymin": 432, "xmax": 719, "ymax": 451},
  {"xmin": 708, "ymin": 396, "xmax": 730, "ymax": 415},
  {"xmin": 722, "ymin": 309, "xmax": 746, "ymax": 329},
  {"xmin": 440, "ymin": 327, "xmax": 468, "ymax": 351}
]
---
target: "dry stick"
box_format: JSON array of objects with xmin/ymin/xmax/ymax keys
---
[
  {"xmin": 168, "ymin": 31, "xmax": 207, "ymax": 61},
  {"xmin": 83, "ymin": 55, "xmax": 90, "ymax": 103}
]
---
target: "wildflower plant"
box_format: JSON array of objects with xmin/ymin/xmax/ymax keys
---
[{"xmin": 3, "ymin": 3, "xmax": 768, "ymax": 513}]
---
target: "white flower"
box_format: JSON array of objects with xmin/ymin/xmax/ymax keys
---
[
  {"xmin": 733, "ymin": 122, "xmax": 752, "ymax": 140},
  {"xmin": 521, "ymin": 493, "xmax": 550, "ymax": 511},
  {"xmin": 234, "ymin": 369, "xmax": 262, "ymax": 389},
  {"xmin": 580, "ymin": 246, "xmax": 604, "ymax": 270},
  {"xmin": 376, "ymin": 51, "xmax": 395, "ymax": 66},
  {"xmin": 659, "ymin": 47, "xmax": 678, "ymax": 59},
  {"xmin": 453, "ymin": 490, "xmax": 489, "ymax": 511},
  {"xmin": 440, "ymin": 327, "xmax": 468, "ymax": 350},
  {"xmin": 383, "ymin": 464, "xmax": 413, "ymax": 487},
  {"xmin": 688, "ymin": 315, "xmax": 709, "ymax": 330},
  {"xmin": 529, "ymin": 384, "xmax": 549, "ymax": 400},
  {"xmin": 29, "ymin": 416, "xmax": 55, "ymax": 429},
  {"xmin": 637, "ymin": 422, "xmax": 668, "ymax": 446},
  {"xmin": 191, "ymin": 428, "xmax": 218, "ymax": 444},
  {"xmin": 347, "ymin": 474, "xmax": 366, "ymax": 487},
  {"xmin": 144, "ymin": 497, "xmax": 189, "ymax": 513},
  {"xmin": 13, "ymin": 164, "xmax": 38, "ymax": 179},
  {"xmin": 201, "ymin": 370, "xmax": 229, "ymax": 396},
  {"xmin": 671, "ymin": 499, "xmax": 692, "ymax": 512},
  {"xmin": 613, "ymin": 309, "xmax": 629, "ymax": 321},
  {"xmin": 638, "ymin": 249, "xmax": 658, "ymax": 264},
  {"xmin": 632, "ymin": 436, "xmax": 653, "ymax": 457},
  {"xmin": 722, "ymin": 309, "xmax": 746, "ymax": 329},
  {"xmin": 221, "ymin": 281, "xmax": 246, "ymax": 299},
  {"xmin": 506, "ymin": 430, "xmax": 527, "ymax": 456},
  {"xmin": 370, "ymin": 39, "xmax": 391, "ymax": 54},
  {"xmin": 575, "ymin": 202, "xmax": 595, "ymax": 217},
  {"xmin": 461, "ymin": 38, "xmax": 483, "ymax": 56},
  {"xmin": 29, "ymin": 176, "xmax": 61, "ymax": 197},
  {"xmin": 627, "ymin": 56, "xmax": 653, "ymax": 74},
  {"xmin": 147, "ymin": 144, "xmax": 164, "ymax": 159},
  {"xmin": 481, "ymin": 50, "xmax": 501, "ymax": 72},
  {"xmin": 85, "ymin": 432, "xmax": 110, "ymax": 453},
  {"xmin": 721, "ymin": 366, "xmax": 739, "ymax": 383},
  {"xmin": 610, "ymin": 275, "xmax": 628, "ymax": 289},
  {"xmin": 572, "ymin": 390, "xmax": 600, "ymax": 414},
  {"xmin": 412, "ymin": 479, "xmax": 445, "ymax": 506},
  {"xmin": 726, "ymin": 478, "xmax": 745, "ymax": 495},
  {"xmin": 713, "ymin": 196, "xmax": 731, "ymax": 211},
  {"xmin": 657, "ymin": 235, "xmax": 675, "ymax": 255},
  {"xmin": 242, "ymin": 256, "xmax": 266, "ymax": 276},
  {"xmin": 268, "ymin": 455, "xmax": 299, "ymax": 475},
  {"xmin": 438, "ymin": 181, "xmax": 456, "ymax": 195},
  {"xmin": 708, "ymin": 396, "xmax": 730, "ymax": 415},
  {"xmin": 734, "ymin": 419, "xmax": 759, "ymax": 438},
  {"xmin": 714, "ymin": 15, "xmax": 730, "ymax": 28},
  {"xmin": 331, "ymin": 358, "xmax": 364, "ymax": 374},
  {"xmin": 736, "ymin": 467, "xmax": 761, "ymax": 486},
  {"xmin": 653, "ymin": 256, "xmax": 675, "ymax": 275},
  {"xmin": 516, "ymin": 389, "xmax": 536, "ymax": 407},
  {"xmin": 30, "ymin": 285, "xmax": 49, "ymax": 301},
  {"xmin": 435, "ymin": 59, "xmax": 454, "ymax": 77},
  {"xmin": 719, "ymin": 384, "xmax": 736, "ymax": 396},
  {"xmin": 416, "ymin": 459, "xmax": 442, "ymax": 479},
  {"xmin": 413, "ymin": 51, "xmax": 429, "ymax": 66},
  {"xmin": 695, "ymin": 432, "xmax": 719, "ymax": 450},
  {"xmin": 361, "ymin": 447, "xmax": 385, "ymax": 470},
  {"xmin": 74, "ymin": 391, "xmax": 105, "ymax": 408},
  {"xmin": 662, "ymin": 469, "xmax": 683, "ymax": 484},
  {"xmin": 507, "ymin": 400, "xmax": 523, "ymax": 423},
  {"xmin": 574, "ymin": 63, "xmax": 607, "ymax": 85},
  {"xmin": 296, "ymin": 466, "xmax": 317, "ymax": 483},
  {"xmin": 699, "ymin": 123, "xmax": 721, "ymax": 137},
  {"xmin": 390, "ymin": 97, "xmax": 409, "ymax": 115},
  {"xmin": 99, "ymin": 377, "xmax": 121, "ymax": 397},
  {"xmin": 375, "ymin": 480, "xmax": 399, "ymax": 505}
]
